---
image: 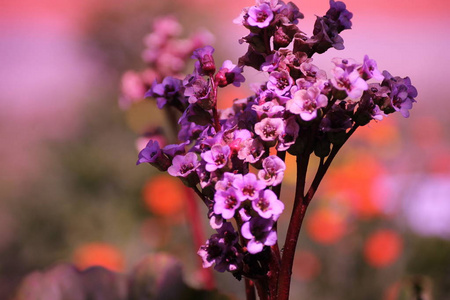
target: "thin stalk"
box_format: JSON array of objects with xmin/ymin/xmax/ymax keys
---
[
  {"xmin": 277, "ymin": 153, "xmax": 310, "ymax": 300},
  {"xmin": 267, "ymin": 150, "xmax": 285, "ymax": 298},
  {"xmin": 245, "ymin": 278, "xmax": 257, "ymax": 300},
  {"xmin": 209, "ymin": 75, "xmax": 221, "ymax": 132},
  {"xmin": 305, "ymin": 125, "xmax": 359, "ymax": 203}
]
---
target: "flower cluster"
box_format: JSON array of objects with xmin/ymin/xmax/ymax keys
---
[
  {"xmin": 135, "ymin": 0, "xmax": 417, "ymax": 287},
  {"xmin": 119, "ymin": 16, "xmax": 213, "ymax": 109}
]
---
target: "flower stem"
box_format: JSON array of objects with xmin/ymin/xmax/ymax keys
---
[{"xmin": 277, "ymin": 153, "xmax": 310, "ymax": 300}]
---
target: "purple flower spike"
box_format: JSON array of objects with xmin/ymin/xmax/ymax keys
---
[
  {"xmin": 252, "ymin": 189, "xmax": 284, "ymax": 220},
  {"xmin": 241, "ymin": 216, "xmax": 277, "ymax": 254},
  {"xmin": 258, "ymin": 155, "xmax": 286, "ymax": 186},
  {"xmin": 192, "ymin": 45, "xmax": 216, "ymax": 75},
  {"xmin": 286, "ymin": 86, "xmax": 328, "ymax": 121},
  {"xmin": 168, "ymin": 152, "xmax": 199, "ymax": 177},
  {"xmin": 267, "ymin": 70, "xmax": 293, "ymax": 96},
  {"xmin": 214, "ymin": 188, "xmax": 242, "ymax": 219},
  {"xmin": 233, "ymin": 173, "xmax": 267, "ymax": 201},
  {"xmin": 136, "ymin": 140, "xmax": 171, "ymax": 171},
  {"xmin": 247, "ymin": 3, "xmax": 274, "ymax": 28},
  {"xmin": 201, "ymin": 144, "xmax": 231, "ymax": 172},
  {"xmin": 254, "ymin": 117, "xmax": 285, "ymax": 142},
  {"xmin": 359, "ymin": 55, "xmax": 384, "ymax": 81}
]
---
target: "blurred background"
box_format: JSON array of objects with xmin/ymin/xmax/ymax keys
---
[{"xmin": 1, "ymin": 0, "xmax": 450, "ymax": 299}]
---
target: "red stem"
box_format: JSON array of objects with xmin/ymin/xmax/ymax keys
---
[
  {"xmin": 185, "ymin": 187, "xmax": 216, "ymax": 290},
  {"xmin": 277, "ymin": 153, "xmax": 310, "ymax": 300}
]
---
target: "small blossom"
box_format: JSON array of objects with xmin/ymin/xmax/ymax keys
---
[
  {"xmin": 215, "ymin": 172, "xmax": 238, "ymax": 191},
  {"xmin": 267, "ymin": 70, "xmax": 293, "ymax": 96},
  {"xmin": 258, "ymin": 155, "xmax": 286, "ymax": 186},
  {"xmin": 238, "ymin": 138, "xmax": 266, "ymax": 163},
  {"xmin": 215, "ymin": 60, "xmax": 245, "ymax": 87},
  {"xmin": 277, "ymin": 116, "xmax": 299, "ymax": 151},
  {"xmin": 214, "ymin": 188, "xmax": 242, "ymax": 219},
  {"xmin": 359, "ymin": 55, "xmax": 384, "ymax": 81},
  {"xmin": 146, "ymin": 76, "xmax": 185, "ymax": 109},
  {"xmin": 381, "ymin": 71, "xmax": 418, "ymax": 118},
  {"xmin": 201, "ymin": 144, "xmax": 231, "ymax": 172},
  {"xmin": 136, "ymin": 140, "xmax": 171, "ymax": 171},
  {"xmin": 286, "ymin": 86, "xmax": 328, "ymax": 121},
  {"xmin": 252, "ymin": 189, "xmax": 284, "ymax": 220},
  {"xmin": 326, "ymin": 0, "xmax": 353, "ymax": 32},
  {"xmin": 252, "ymin": 100, "xmax": 285, "ymax": 118},
  {"xmin": 254, "ymin": 117, "xmax": 285, "ymax": 142},
  {"xmin": 331, "ymin": 66, "xmax": 368, "ymax": 100},
  {"xmin": 233, "ymin": 173, "xmax": 267, "ymax": 201},
  {"xmin": 247, "ymin": 3, "xmax": 274, "ymax": 28},
  {"xmin": 241, "ymin": 216, "xmax": 277, "ymax": 254},
  {"xmin": 184, "ymin": 75, "xmax": 212, "ymax": 108},
  {"xmin": 167, "ymin": 152, "xmax": 199, "ymax": 177}
]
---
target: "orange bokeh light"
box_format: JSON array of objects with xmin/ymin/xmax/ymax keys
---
[
  {"xmin": 364, "ymin": 229, "xmax": 403, "ymax": 268},
  {"xmin": 306, "ymin": 207, "xmax": 347, "ymax": 245},
  {"xmin": 142, "ymin": 174, "xmax": 185, "ymax": 217},
  {"xmin": 325, "ymin": 154, "xmax": 386, "ymax": 218},
  {"xmin": 292, "ymin": 250, "xmax": 321, "ymax": 281},
  {"xmin": 73, "ymin": 242, "xmax": 124, "ymax": 272}
]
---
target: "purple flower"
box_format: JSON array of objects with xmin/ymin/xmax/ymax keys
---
[
  {"xmin": 261, "ymin": 53, "xmax": 281, "ymax": 72},
  {"xmin": 192, "ymin": 45, "xmax": 216, "ymax": 75},
  {"xmin": 247, "ymin": 3, "xmax": 274, "ymax": 28},
  {"xmin": 326, "ymin": 0, "xmax": 353, "ymax": 33},
  {"xmin": 252, "ymin": 100, "xmax": 285, "ymax": 118},
  {"xmin": 214, "ymin": 187, "xmax": 242, "ymax": 219},
  {"xmin": 258, "ymin": 155, "xmax": 286, "ymax": 186},
  {"xmin": 198, "ymin": 222, "xmax": 243, "ymax": 272},
  {"xmin": 237, "ymin": 138, "xmax": 266, "ymax": 163},
  {"xmin": 286, "ymin": 86, "xmax": 328, "ymax": 121},
  {"xmin": 136, "ymin": 140, "xmax": 171, "ymax": 171},
  {"xmin": 331, "ymin": 66, "xmax": 368, "ymax": 100},
  {"xmin": 201, "ymin": 144, "xmax": 231, "ymax": 172},
  {"xmin": 267, "ymin": 70, "xmax": 293, "ymax": 96},
  {"xmin": 198, "ymin": 235, "xmax": 226, "ymax": 269},
  {"xmin": 381, "ymin": 71, "xmax": 418, "ymax": 118},
  {"xmin": 254, "ymin": 117, "xmax": 285, "ymax": 142},
  {"xmin": 277, "ymin": 116, "xmax": 299, "ymax": 151},
  {"xmin": 233, "ymin": 173, "xmax": 266, "ymax": 201},
  {"xmin": 215, "ymin": 172, "xmax": 238, "ymax": 191},
  {"xmin": 359, "ymin": 55, "xmax": 384, "ymax": 81},
  {"xmin": 241, "ymin": 216, "xmax": 277, "ymax": 254},
  {"xmin": 183, "ymin": 75, "xmax": 213, "ymax": 109},
  {"xmin": 146, "ymin": 76, "xmax": 185, "ymax": 109},
  {"xmin": 252, "ymin": 189, "xmax": 284, "ymax": 220},
  {"xmin": 167, "ymin": 152, "xmax": 199, "ymax": 177},
  {"xmin": 162, "ymin": 142, "xmax": 187, "ymax": 158},
  {"xmin": 215, "ymin": 60, "xmax": 245, "ymax": 87},
  {"xmin": 300, "ymin": 61, "xmax": 327, "ymax": 83}
]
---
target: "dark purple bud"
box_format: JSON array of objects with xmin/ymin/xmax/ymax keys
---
[
  {"xmin": 136, "ymin": 140, "xmax": 171, "ymax": 171},
  {"xmin": 192, "ymin": 46, "xmax": 216, "ymax": 75}
]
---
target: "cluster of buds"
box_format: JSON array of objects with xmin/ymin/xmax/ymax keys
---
[{"xmin": 134, "ymin": 0, "xmax": 417, "ymax": 296}]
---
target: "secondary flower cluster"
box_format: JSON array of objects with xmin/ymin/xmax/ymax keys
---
[
  {"xmin": 135, "ymin": 0, "xmax": 417, "ymax": 280},
  {"xmin": 119, "ymin": 16, "xmax": 213, "ymax": 109}
]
